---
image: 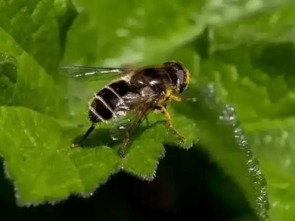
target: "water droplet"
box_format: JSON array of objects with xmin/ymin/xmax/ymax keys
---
[
  {"xmin": 216, "ymin": 101, "xmax": 269, "ymax": 219},
  {"xmin": 219, "ymin": 104, "xmax": 237, "ymax": 125}
]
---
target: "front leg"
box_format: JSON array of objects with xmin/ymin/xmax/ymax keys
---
[
  {"xmin": 164, "ymin": 88, "xmax": 182, "ymax": 102},
  {"xmin": 170, "ymin": 95, "xmax": 182, "ymax": 102},
  {"xmin": 155, "ymin": 106, "xmax": 185, "ymax": 144}
]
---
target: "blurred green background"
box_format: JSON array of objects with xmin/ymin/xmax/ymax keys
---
[{"xmin": 1, "ymin": 0, "xmax": 295, "ymax": 220}]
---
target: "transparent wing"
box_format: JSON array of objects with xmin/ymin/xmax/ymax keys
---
[
  {"xmin": 109, "ymin": 110, "xmax": 151, "ymax": 142},
  {"xmin": 110, "ymin": 114, "xmax": 136, "ymax": 141},
  {"xmin": 109, "ymin": 92, "xmax": 161, "ymax": 141},
  {"xmin": 59, "ymin": 65, "xmax": 125, "ymax": 81}
]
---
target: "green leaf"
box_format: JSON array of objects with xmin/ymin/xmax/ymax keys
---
[
  {"xmin": 53, "ymin": 0, "xmax": 78, "ymax": 55},
  {"xmin": 62, "ymin": 0, "xmax": 206, "ymax": 66},
  {"xmin": 245, "ymin": 119, "xmax": 295, "ymax": 221},
  {"xmin": 0, "ymin": 106, "xmax": 121, "ymax": 204},
  {"xmin": 122, "ymin": 122, "xmax": 167, "ymax": 180},
  {"xmin": 0, "ymin": 0, "xmax": 62, "ymax": 74},
  {"xmin": 213, "ymin": 3, "xmax": 295, "ymax": 46},
  {"xmin": 197, "ymin": 30, "xmax": 295, "ymax": 220},
  {"xmin": 172, "ymin": 82, "xmax": 269, "ymax": 220},
  {"xmin": 186, "ymin": 2, "xmax": 295, "ymax": 219},
  {"xmin": 64, "ymin": 0, "xmax": 295, "ymax": 67},
  {"xmin": 0, "ymin": 53, "xmax": 17, "ymax": 105}
]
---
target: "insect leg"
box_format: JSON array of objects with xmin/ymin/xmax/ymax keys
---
[
  {"xmin": 121, "ymin": 131, "xmax": 130, "ymax": 158},
  {"xmin": 120, "ymin": 113, "xmax": 145, "ymax": 158},
  {"xmin": 164, "ymin": 88, "xmax": 182, "ymax": 102},
  {"xmin": 170, "ymin": 95, "xmax": 182, "ymax": 102},
  {"xmin": 71, "ymin": 123, "xmax": 95, "ymax": 148},
  {"xmin": 120, "ymin": 121, "xmax": 138, "ymax": 158},
  {"xmin": 156, "ymin": 106, "xmax": 185, "ymax": 143},
  {"xmin": 169, "ymin": 94, "xmax": 197, "ymax": 103}
]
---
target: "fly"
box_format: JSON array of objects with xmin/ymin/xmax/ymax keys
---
[{"xmin": 60, "ymin": 61, "xmax": 191, "ymax": 157}]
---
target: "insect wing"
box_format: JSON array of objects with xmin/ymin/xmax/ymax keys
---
[
  {"xmin": 109, "ymin": 114, "xmax": 135, "ymax": 141},
  {"xmin": 59, "ymin": 65, "xmax": 125, "ymax": 81},
  {"xmin": 109, "ymin": 92, "xmax": 161, "ymax": 141},
  {"xmin": 109, "ymin": 93, "xmax": 139, "ymax": 141},
  {"xmin": 109, "ymin": 110, "xmax": 150, "ymax": 142}
]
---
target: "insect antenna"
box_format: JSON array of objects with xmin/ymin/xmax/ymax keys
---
[{"xmin": 72, "ymin": 123, "xmax": 96, "ymax": 148}]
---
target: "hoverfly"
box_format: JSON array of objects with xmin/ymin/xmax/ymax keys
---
[{"xmin": 61, "ymin": 61, "xmax": 190, "ymax": 157}]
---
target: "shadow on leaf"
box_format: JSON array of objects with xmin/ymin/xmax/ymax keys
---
[{"xmin": 71, "ymin": 120, "xmax": 167, "ymax": 150}]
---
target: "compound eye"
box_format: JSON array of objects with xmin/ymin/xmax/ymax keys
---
[{"xmin": 177, "ymin": 71, "xmax": 187, "ymax": 93}]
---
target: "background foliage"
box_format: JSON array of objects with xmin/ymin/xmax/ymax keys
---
[{"xmin": 1, "ymin": 0, "xmax": 295, "ymax": 220}]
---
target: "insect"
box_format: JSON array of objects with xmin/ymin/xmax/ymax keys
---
[{"xmin": 61, "ymin": 61, "xmax": 191, "ymax": 157}]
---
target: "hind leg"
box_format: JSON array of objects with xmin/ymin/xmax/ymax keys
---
[{"xmin": 71, "ymin": 123, "xmax": 96, "ymax": 148}]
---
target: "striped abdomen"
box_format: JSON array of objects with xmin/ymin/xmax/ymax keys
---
[{"xmin": 89, "ymin": 80, "xmax": 130, "ymax": 123}]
